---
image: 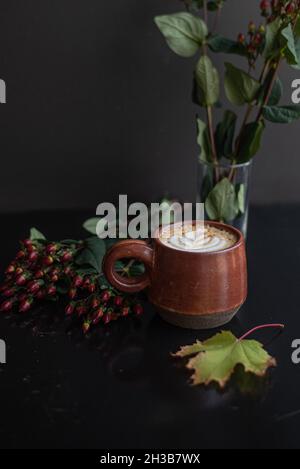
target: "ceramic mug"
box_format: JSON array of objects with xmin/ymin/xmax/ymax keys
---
[{"xmin": 102, "ymin": 221, "xmax": 247, "ymax": 329}]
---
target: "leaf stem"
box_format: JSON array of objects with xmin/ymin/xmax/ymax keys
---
[{"xmin": 238, "ymin": 323, "xmax": 284, "ymax": 342}]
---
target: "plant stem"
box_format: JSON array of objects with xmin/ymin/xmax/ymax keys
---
[
  {"xmin": 206, "ymin": 105, "xmax": 220, "ymax": 181},
  {"xmin": 238, "ymin": 323, "xmax": 284, "ymax": 342},
  {"xmin": 203, "ymin": 0, "xmax": 208, "ymax": 26},
  {"xmin": 212, "ymin": 6, "xmax": 221, "ymax": 33},
  {"xmin": 256, "ymin": 60, "xmax": 281, "ymax": 121}
]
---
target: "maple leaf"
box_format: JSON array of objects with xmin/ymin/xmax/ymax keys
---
[{"xmin": 174, "ymin": 330, "xmax": 278, "ymax": 388}]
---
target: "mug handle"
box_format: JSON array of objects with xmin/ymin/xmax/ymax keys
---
[{"xmin": 102, "ymin": 240, "xmax": 153, "ymax": 293}]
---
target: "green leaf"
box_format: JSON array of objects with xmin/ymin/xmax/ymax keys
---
[
  {"xmin": 208, "ymin": 35, "xmax": 247, "ymax": 56},
  {"xmin": 291, "ymin": 37, "xmax": 300, "ymax": 70},
  {"xmin": 295, "ymin": 16, "xmax": 300, "ymax": 37},
  {"xmin": 205, "ymin": 177, "xmax": 238, "ymax": 222},
  {"xmin": 154, "ymin": 12, "xmax": 207, "ymax": 58},
  {"xmin": 197, "ymin": 118, "xmax": 212, "ymax": 163},
  {"xmin": 29, "ymin": 227, "xmax": 46, "ymax": 241},
  {"xmin": 263, "ymin": 105, "xmax": 300, "ymax": 123},
  {"xmin": 224, "ymin": 63, "xmax": 260, "ymax": 106},
  {"xmin": 215, "ymin": 110, "xmax": 237, "ymax": 159},
  {"xmin": 236, "ymin": 183, "xmax": 245, "ymax": 215},
  {"xmin": 174, "ymin": 330, "xmax": 276, "ymax": 388},
  {"xmin": 75, "ymin": 237, "xmax": 106, "ymax": 274},
  {"xmin": 237, "ymin": 121, "xmax": 264, "ymax": 163},
  {"xmin": 195, "ymin": 56, "xmax": 220, "ymax": 106},
  {"xmin": 263, "ymin": 17, "xmax": 282, "ymax": 59},
  {"xmin": 280, "ymin": 24, "xmax": 298, "ymax": 65},
  {"xmin": 83, "ymin": 217, "xmax": 109, "ymax": 236}
]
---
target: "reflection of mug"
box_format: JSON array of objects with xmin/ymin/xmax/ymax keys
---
[{"xmin": 102, "ymin": 221, "xmax": 247, "ymax": 329}]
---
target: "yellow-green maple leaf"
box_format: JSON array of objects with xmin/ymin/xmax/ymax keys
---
[{"xmin": 174, "ymin": 330, "xmax": 276, "ymax": 388}]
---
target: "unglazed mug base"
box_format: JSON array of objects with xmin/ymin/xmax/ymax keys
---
[{"xmin": 155, "ymin": 304, "xmax": 244, "ymax": 330}]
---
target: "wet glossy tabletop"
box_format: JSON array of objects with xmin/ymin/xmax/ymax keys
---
[{"xmin": 0, "ymin": 207, "xmax": 299, "ymax": 449}]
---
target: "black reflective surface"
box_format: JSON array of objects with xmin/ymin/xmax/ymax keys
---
[{"xmin": 0, "ymin": 207, "xmax": 299, "ymax": 449}]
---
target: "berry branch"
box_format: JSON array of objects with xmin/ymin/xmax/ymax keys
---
[{"xmin": 0, "ymin": 229, "xmax": 144, "ymax": 334}]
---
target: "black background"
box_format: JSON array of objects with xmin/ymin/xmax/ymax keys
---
[{"xmin": 0, "ymin": 0, "xmax": 300, "ymax": 213}]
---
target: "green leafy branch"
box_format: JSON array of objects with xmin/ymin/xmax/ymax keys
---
[{"xmin": 154, "ymin": 1, "xmax": 300, "ymax": 223}]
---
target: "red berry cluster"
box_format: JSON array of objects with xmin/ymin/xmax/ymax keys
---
[
  {"xmin": 237, "ymin": 22, "xmax": 266, "ymax": 67},
  {"xmin": 0, "ymin": 237, "xmax": 143, "ymax": 334},
  {"xmin": 65, "ymin": 278, "xmax": 143, "ymax": 334},
  {"xmin": 0, "ymin": 239, "xmax": 78, "ymax": 313},
  {"xmin": 261, "ymin": 0, "xmax": 300, "ymax": 21}
]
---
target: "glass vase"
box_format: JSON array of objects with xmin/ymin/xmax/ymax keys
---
[{"xmin": 197, "ymin": 159, "xmax": 252, "ymax": 238}]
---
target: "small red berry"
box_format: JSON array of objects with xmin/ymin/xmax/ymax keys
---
[
  {"xmin": 260, "ymin": 0, "xmax": 270, "ymax": 10},
  {"xmin": 237, "ymin": 33, "xmax": 245, "ymax": 44},
  {"xmin": 76, "ymin": 305, "xmax": 87, "ymax": 316},
  {"xmin": 23, "ymin": 239, "xmax": 33, "ymax": 249},
  {"xmin": 61, "ymin": 251, "xmax": 73, "ymax": 263},
  {"xmin": 247, "ymin": 44, "xmax": 256, "ymax": 55},
  {"xmin": 91, "ymin": 297, "xmax": 100, "ymax": 309},
  {"xmin": 28, "ymin": 280, "xmax": 42, "ymax": 294},
  {"xmin": 46, "ymin": 243, "xmax": 58, "ymax": 255},
  {"xmin": 253, "ymin": 33, "xmax": 262, "ymax": 45},
  {"xmin": 46, "ymin": 284, "xmax": 56, "ymax": 296},
  {"xmin": 5, "ymin": 264, "xmax": 15, "ymax": 274},
  {"xmin": 50, "ymin": 273, "xmax": 59, "ymax": 283},
  {"xmin": 0, "ymin": 299, "xmax": 14, "ymax": 312},
  {"xmin": 133, "ymin": 304, "xmax": 143, "ymax": 316},
  {"xmin": 3, "ymin": 287, "xmax": 16, "ymax": 297},
  {"xmin": 16, "ymin": 273, "xmax": 29, "ymax": 286},
  {"xmin": 88, "ymin": 283, "xmax": 96, "ymax": 293},
  {"xmin": 28, "ymin": 250, "xmax": 39, "ymax": 262},
  {"xmin": 122, "ymin": 306, "xmax": 130, "ymax": 317},
  {"xmin": 64, "ymin": 266, "xmax": 73, "ymax": 276},
  {"xmin": 82, "ymin": 321, "xmax": 90, "ymax": 334},
  {"xmin": 16, "ymin": 250, "xmax": 26, "ymax": 260},
  {"xmin": 82, "ymin": 279, "xmax": 91, "ymax": 290},
  {"xmin": 34, "ymin": 269, "xmax": 44, "ymax": 279},
  {"xmin": 15, "ymin": 267, "xmax": 24, "ymax": 276},
  {"xmin": 286, "ymin": 1, "xmax": 295, "ymax": 14},
  {"xmin": 114, "ymin": 296, "xmax": 123, "ymax": 307},
  {"xmin": 43, "ymin": 255, "xmax": 54, "ymax": 266},
  {"xmin": 73, "ymin": 275, "xmax": 84, "ymax": 287},
  {"xmin": 19, "ymin": 298, "xmax": 33, "ymax": 313},
  {"xmin": 68, "ymin": 287, "xmax": 77, "ymax": 299},
  {"xmin": 101, "ymin": 290, "xmax": 110, "ymax": 302},
  {"xmin": 65, "ymin": 302, "xmax": 75, "ymax": 315},
  {"xmin": 103, "ymin": 313, "xmax": 112, "ymax": 324},
  {"xmin": 35, "ymin": 289, "xmax": 46, "ymax": 300},
  {"xmin": 92, "ymin": 307, "xmax": 104, "ymax": 324}
]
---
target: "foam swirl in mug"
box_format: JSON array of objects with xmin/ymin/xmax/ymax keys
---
[{"xmin": 160, "ymin": 224, "xmax": 236, "ymax": 253}]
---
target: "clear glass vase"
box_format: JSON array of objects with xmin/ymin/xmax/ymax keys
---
[{"xmin": 197, "ymin": 159, "xmax": 252, "ymax": 238}]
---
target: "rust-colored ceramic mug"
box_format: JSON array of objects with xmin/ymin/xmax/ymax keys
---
[{"xmin": 102, "ymin": 221, "xmax": 247, "ymax": 329}]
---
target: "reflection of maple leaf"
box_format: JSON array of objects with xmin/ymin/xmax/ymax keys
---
[{"xmin": 174, "ymin": 330, "xmax": 278, "ymax": 388}]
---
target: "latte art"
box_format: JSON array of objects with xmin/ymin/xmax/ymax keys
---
[{"xmin": 160, "ymin": 224, "xmax": 236, "ymax": 253}]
